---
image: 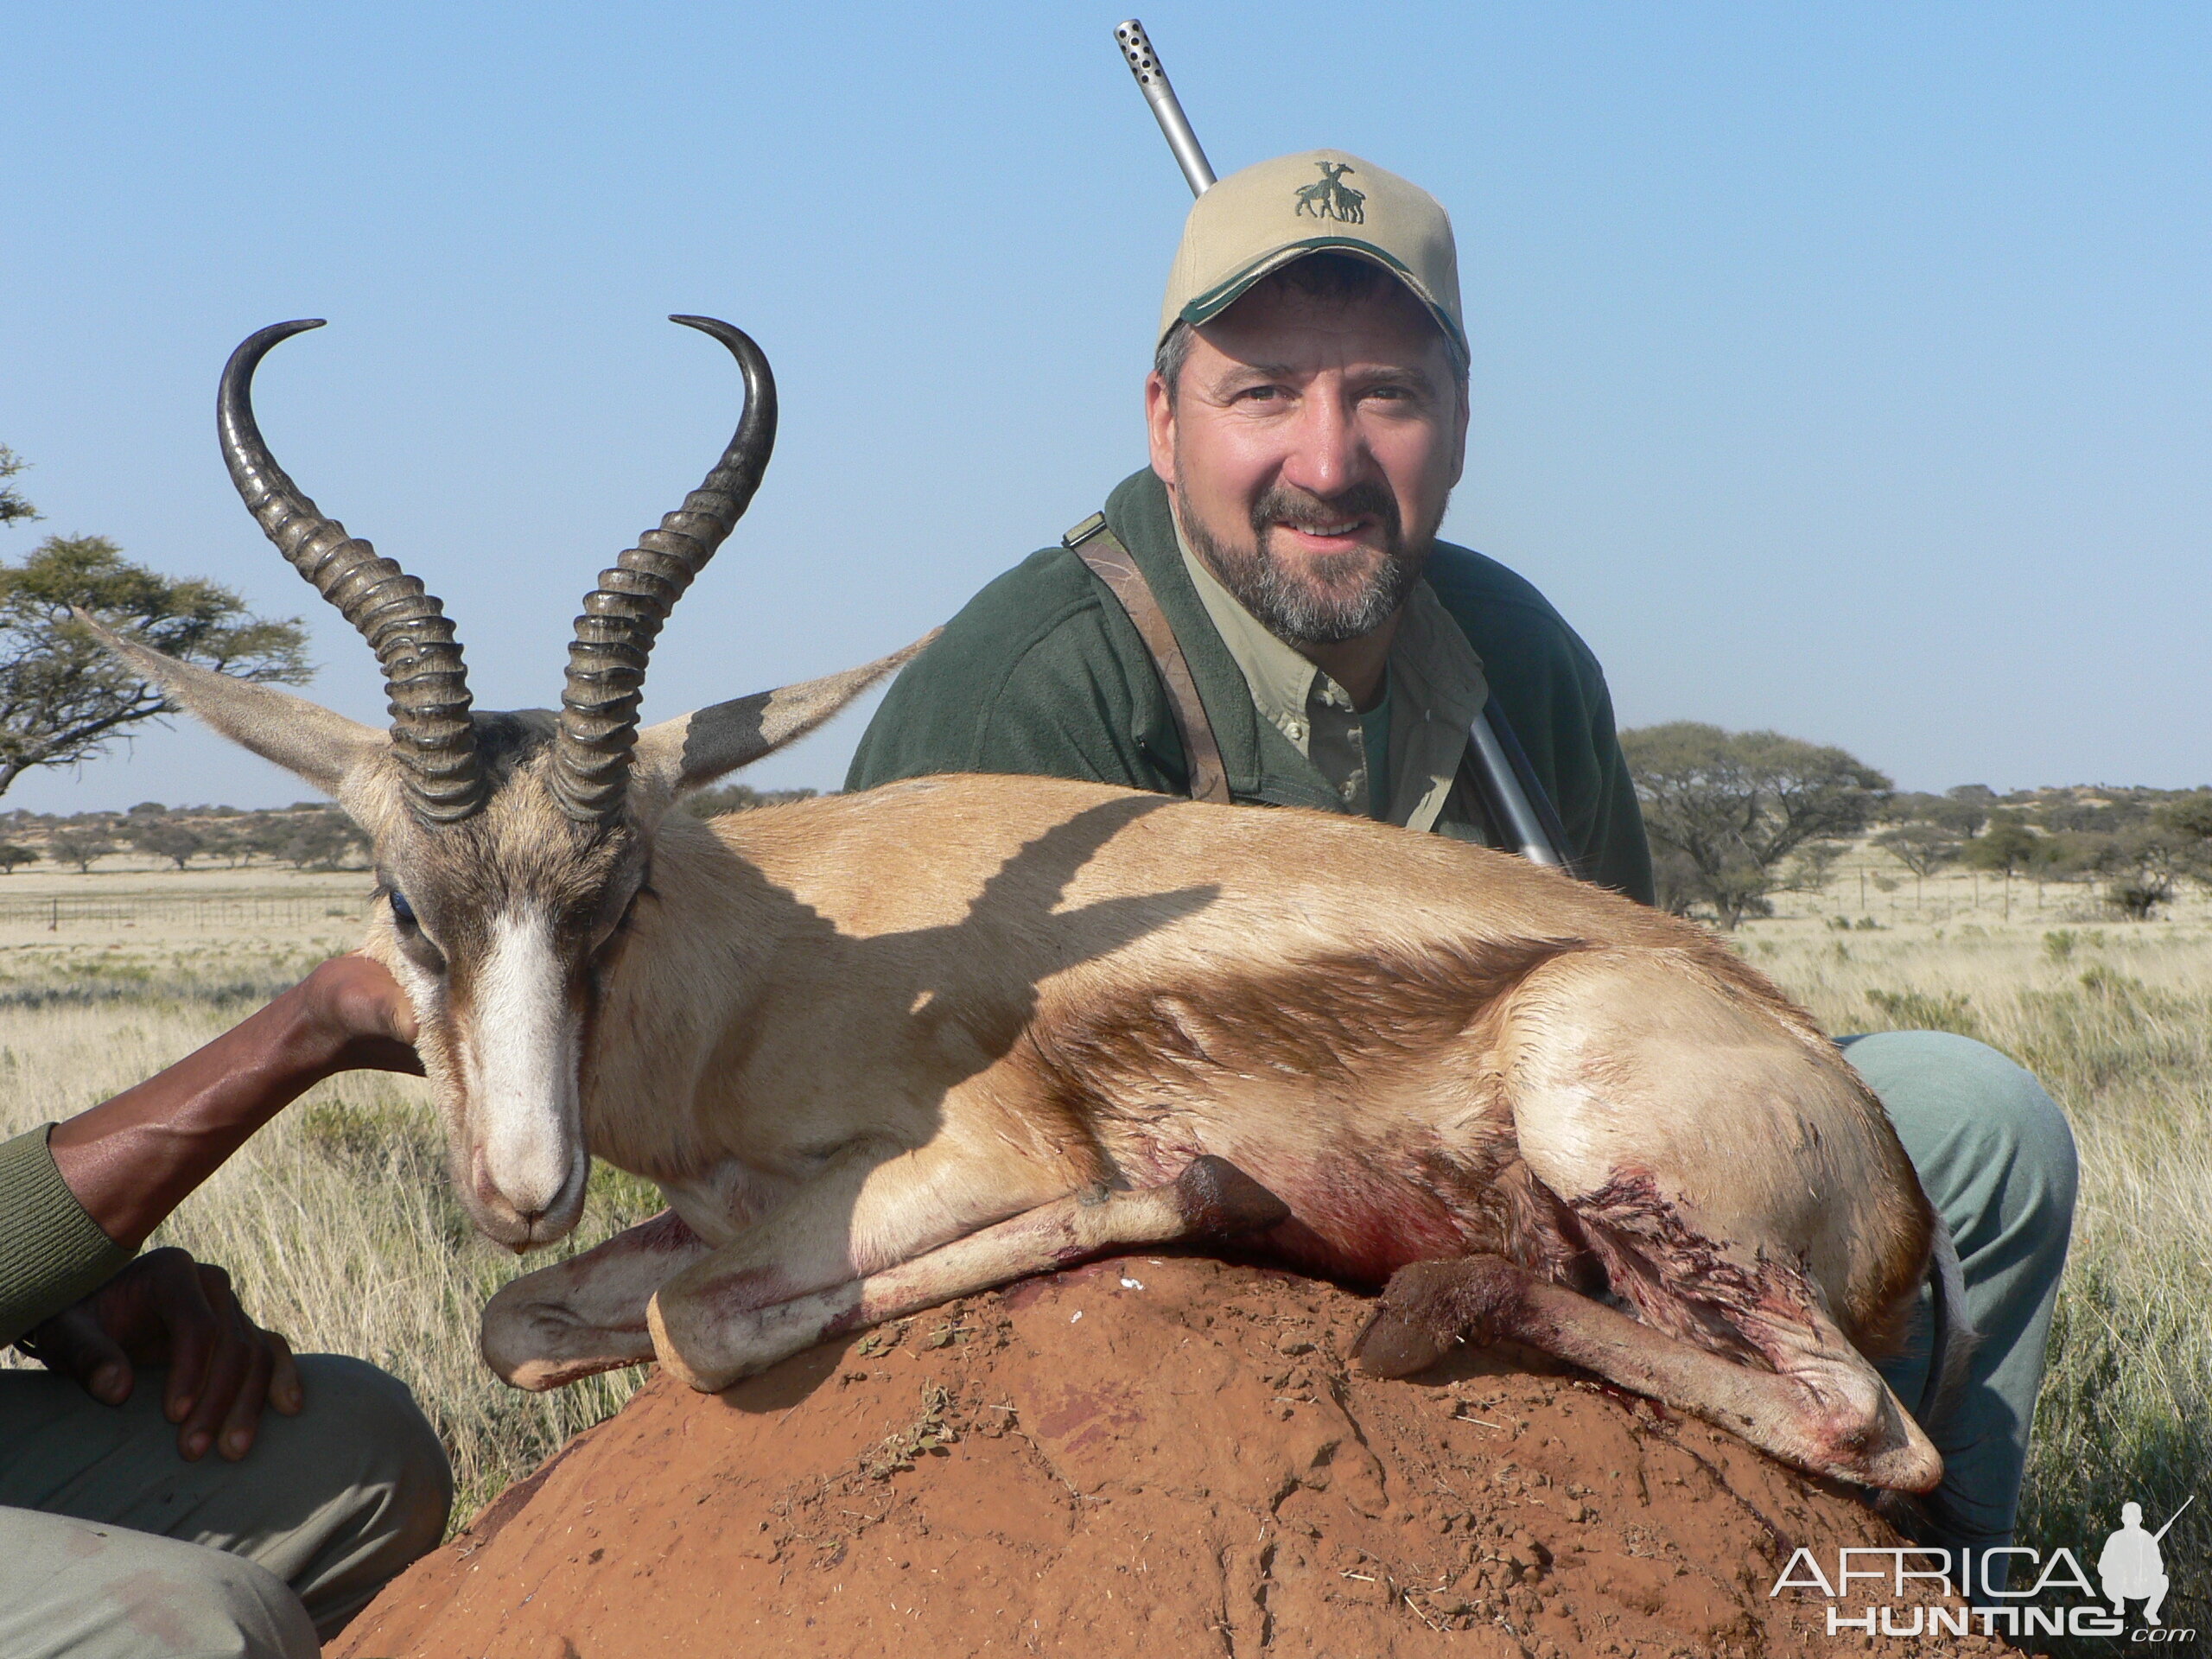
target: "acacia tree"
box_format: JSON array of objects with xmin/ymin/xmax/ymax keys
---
[
  {"xmin": 1621, "ymin": 723, "xmax": 1891, "ymax": 927},
  {"xmin": 1964, "ymin": 810, "xmax": 2037, "ymax": 873},
  {"xmin": 2155, "ymin": 791, "xmax": 2212, "ymax": 850},
  {"xmin": 47, "ymin": 826, "xmax": 113, "ymax": 873},
  {"xmin": 0, "ymin": 448, "xmax": 36, "ymax": 530},
  {"xmin": 2092, "ymin": 829, "xmax": 2182, "ymax": 920},
  {"xmin": 0, "ymin": 535, "xmax": 311, "ymax": 798},
  {"xmin": 130, "ymin": 817, "xmax": 207, "ymax": 871},
  {"xmin": 2080, "ymin": 803, "xmax": 2212, "ymax": 920},
  {"xmin": 1961, "ymin": 810, "xmax": 2039, "ymax": 918},
  {"xmin": 277, "ymin": 810, "xmax": 370, "ymax": 871},
  {"xmin": 1874, "ymin": 822, "xmax": 1963, "ymax": 906}
]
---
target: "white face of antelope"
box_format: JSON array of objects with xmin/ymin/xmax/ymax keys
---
[
  {"xmin": 367, "ymin": 735, "xmax": 652, "ymax": 1251},
  {"xmin": 101, "ymin": 315, "xmax": 916, "ymax": 1255}
]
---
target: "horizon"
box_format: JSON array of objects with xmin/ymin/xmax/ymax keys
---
[{"xmin": 4, "ymin": 772, "xmax": 2203, "ymax": 826}]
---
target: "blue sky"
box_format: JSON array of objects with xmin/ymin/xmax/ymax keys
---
[{"xmin": 3, "ymin": 3, "xmax": 2205, "ymax": 810}]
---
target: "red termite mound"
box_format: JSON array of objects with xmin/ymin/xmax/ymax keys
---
[{"xmin": 337, "ymin": 1255, "xmax": 2012, "ymax": 1659}]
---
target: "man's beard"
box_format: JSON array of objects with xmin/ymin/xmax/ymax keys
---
[{"xmin": 1179, "ymin": 479, "xmax": 1433, "ymax": 646}]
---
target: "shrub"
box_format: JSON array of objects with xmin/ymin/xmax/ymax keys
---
[{"xmin": 1863, "ymin": 987, "xmax": 1980, "ymax": 1039}]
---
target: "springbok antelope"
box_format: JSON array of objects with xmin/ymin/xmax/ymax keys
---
[{"xmin": 97, "ymin": 317, "xmax": 1964, "ymax": 1495}]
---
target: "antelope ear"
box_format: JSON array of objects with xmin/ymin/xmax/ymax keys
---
[
  {"xmin": 633, "ymin": 631, "xmax": 938, "ymax": 797},
  {"xmin": 75, "ymin": 609, "xmax": 386, "ymax": 794}
]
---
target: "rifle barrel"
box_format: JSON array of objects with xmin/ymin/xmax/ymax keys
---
[
  {"xmin": 1115, "ymin": 21, "xmax": 1216, "ymax": 196},
  {"xmin": 1470, "ymin": 710, "xmax": 1567, "ymax": 867},
  {"xmin": 2152, "ymin": 1493, "xmax": 2196, "ymax": 1543}
]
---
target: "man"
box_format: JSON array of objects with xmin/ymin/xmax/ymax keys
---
[
  {"xmin": 849, "ymin": 149, "xmax": 2076, "ymax": 1560},
  {"xmin": 0, "ymin": 955, "xmax": 451, "ymax": 1657}
]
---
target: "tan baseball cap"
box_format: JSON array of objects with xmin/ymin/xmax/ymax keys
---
[{"xmin": 1159, "ymin": 149, "xmax": 1467, "ymax": 363}]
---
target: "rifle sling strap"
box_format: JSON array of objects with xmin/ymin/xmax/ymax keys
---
[{"xmin": 1063, "ymin": 512, "xmax": 1232, "ymax": 805}]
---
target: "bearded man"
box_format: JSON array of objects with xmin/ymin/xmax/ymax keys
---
[{"xmin": 848, "ymin": 149, "xmax": 2075, "ymax": 1565}]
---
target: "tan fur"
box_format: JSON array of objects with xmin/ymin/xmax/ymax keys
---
[
  {"xmin": 569, "ymin": 778, "xmax": 1928, "ymax": 1335},
  {"xmin": 108, "ymin": 625, "xmax": 1945, "ymax": 1491}
]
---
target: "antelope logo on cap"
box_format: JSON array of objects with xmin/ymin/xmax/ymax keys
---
[{"xmin": 1294, "ymin": 161, "xmax": 1366, "ymax": 224}]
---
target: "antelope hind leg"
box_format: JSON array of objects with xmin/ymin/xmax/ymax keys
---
[
  {"xmin": 1450, "ymin": 948, "xmax": 1942, "ymax": 1490},
  {"xmin": 1353, "ymin": 1254, "xmax": 1942, "ymax": 1492},
  {"xmin": 481, "ymin": 1209, "xmax": 712, "ymax": 1390},
  {"xmin": 649, "ymin": 1155, "xmax": 1289, "ymax": 1393}
]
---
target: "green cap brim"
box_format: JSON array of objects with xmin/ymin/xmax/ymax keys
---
[{"xmin": 1177, "ymin": 237, "xmax": 1470, "ymax": 364}]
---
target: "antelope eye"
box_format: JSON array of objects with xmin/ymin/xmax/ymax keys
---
[
  {"xmin": 383, "ymin": 885, "xmax": 447, "ymax": 975},
  {"xmin": 592, "ymin": 880, "xmax": 650, "ymax": 958}
]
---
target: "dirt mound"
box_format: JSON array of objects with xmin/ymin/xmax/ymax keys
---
[{"xmin": 339, "ymin": 1255, "xmax": 2004, "ymax": 1658}]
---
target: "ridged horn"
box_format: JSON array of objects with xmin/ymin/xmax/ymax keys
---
[
  {"xmin": 219, "ymin": 320, "xmax": 484, "ymax": 825},
  {"xmin": 550, "ymin": 316, "xmax": 777, "ymax": 823}
]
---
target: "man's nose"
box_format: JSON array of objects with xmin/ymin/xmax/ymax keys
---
[{"xmin": 1275, "ymin": 388, "xmax": 1370, "ymax": 499}]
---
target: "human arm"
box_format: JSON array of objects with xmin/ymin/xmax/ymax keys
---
[
  {"xmin": 44, "ymin": 953, "xmax": 419, "ymax": 1250},
  {"xmin": 3, "ymin": 955, "xmax": 422, "ymax": 1459}
]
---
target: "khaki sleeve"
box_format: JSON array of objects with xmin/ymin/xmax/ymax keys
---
[{"xmin": 0, "ymin": 1125, "xmax": 132, "ymax": 1347}]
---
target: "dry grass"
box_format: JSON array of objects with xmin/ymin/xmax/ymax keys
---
[
  {"xmin": 1743, "ymin": 854, "xmax": 2211, "ymax": 1647},
  {"xmin": 0, "ymin": 855, "xmax": 2203, "ymax": 1642},
  {"xmin": 0, "ymin": 889, "xmax": 661, "ymax": 1522}
]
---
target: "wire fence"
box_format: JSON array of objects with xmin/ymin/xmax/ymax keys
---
[{"xmin": 0, "ymin": 892, "xmax": 366, "ymax": 932}]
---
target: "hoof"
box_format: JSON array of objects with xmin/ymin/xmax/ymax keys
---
[
  {"xmin": 1847, "ymin": 1432, "xmax": 1945, "ymax": 1495},
  {"xmin": 1173, "ymin": 1156, "xmax": 1292, "ymax": 1238},
  {"xmin": 646, "ymin": 1291, "xmax": 739, "ymax": 1394},
  {"xmin": 1351, "ymin": 1260, "xmax": 1467, "ymax": 1376},
  {"xmin": 1351, "ymin": 1307, "xmax": 1452, "ymax": 1378},
  {"xmin": 1351, "ymin": 1256, "xmax": 1522, "ymax": 1378}
]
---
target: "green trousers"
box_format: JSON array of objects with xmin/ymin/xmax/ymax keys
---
[
  {"xmin": 1847, "ymin": 1030, "xmax": 2079, "ymax": 1559},
  {"xmin": 0, "ymin": 1354, "xmax": 451, "ymax": 1658}
]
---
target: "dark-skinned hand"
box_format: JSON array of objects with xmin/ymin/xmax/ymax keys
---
[
  {"xmin": 16, "ymin": 1245, "xmax": 302, "ymax": 1461},
  {"xmin": 22, "ymin": 953, "xmax": 420, "ymax": 1458},
  {"xmin": 305, "ymin": 952, "xmax": 426, "ymax": 1077}
]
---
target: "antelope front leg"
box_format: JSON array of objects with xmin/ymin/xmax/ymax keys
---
[
  {"xmin": 649, "ymin": 1155, "xmax": 1288, "ymax": 1392},
  {"xmin": 481, "ymin": 1209, "xmax": 711, "ymax": 1391},
  {"xmin": 1353, "ymin": 1255, "xmax": 1942, "ymax": 1492}
]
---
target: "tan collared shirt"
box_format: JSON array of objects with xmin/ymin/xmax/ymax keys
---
[{"xmin": 1175, "ymin": 522, "xmax": 1490, "ymax": 834}]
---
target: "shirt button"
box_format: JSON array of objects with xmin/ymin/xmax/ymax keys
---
[{"xmin": 1286, "ymin": 721, "xmax": 1305, "ymax": 741}]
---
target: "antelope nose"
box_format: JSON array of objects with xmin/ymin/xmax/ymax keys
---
[
  {"xmin": 472, "ymin": 1156, "xmax": 549, "ymax": 1223},
  {"xmin": 472, "ymin": 1161, "xmax": 512, "ymax": 1215}
]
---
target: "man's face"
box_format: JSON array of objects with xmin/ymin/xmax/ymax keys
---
[{"xmin": 1147, "ymin": 274, "xmax": 1469, "ymax": 646}]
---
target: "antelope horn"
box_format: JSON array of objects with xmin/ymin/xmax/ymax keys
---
[
  {"xmin": 550, "ymin": 316, "xmax": 776, "ymax": 823},
  {"xmin": 219, "ymin": 320, "xmax": 484, "ymax": 825}
]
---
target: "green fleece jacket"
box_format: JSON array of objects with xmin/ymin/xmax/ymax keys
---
[
  {"xmin": 848, "ymin": 468, "xmax": 1655, "ymax": 904},
  {"xmin": 0, "ymin": 1126, "xmax": 131, "ymax": 1347}
]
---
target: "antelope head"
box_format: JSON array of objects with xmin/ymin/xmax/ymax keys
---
[{"xmin": 93, "ymin": 318, "xmax": 919, "ymax": 1249}]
